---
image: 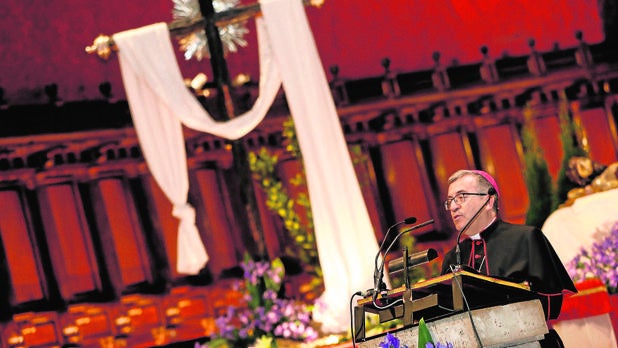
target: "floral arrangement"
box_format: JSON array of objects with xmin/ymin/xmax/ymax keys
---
[
  {"xmin": 378, "ymin": 318, "xmax": 453, "ymax": 348},
  {"xmin": 200, "ymin": 254, "xmax": 318, "ymax": 348},
  {"xmin": 566, "ymin": 221, "xmax": 618, "ymax": 294}
]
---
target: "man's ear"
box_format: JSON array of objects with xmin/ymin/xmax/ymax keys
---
[{"xmin": 485, "ymin": 195, "xmax": 496, "ymax": 211}]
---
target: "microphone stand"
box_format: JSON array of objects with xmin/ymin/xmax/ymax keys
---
[
  {"xmin": 403, "ymin": 246, "xmax": 410, "ymax": 289},
  {"xmin": 372, "ymin": 217, "xmax": 416, "ymax": 296},
  {"xmin": 453, "ymin": 194, "xmax": 493, "ymax": 271},
  {"xmin": 373, "ymin": 219, "xmax": 435, "ymax": 307}
]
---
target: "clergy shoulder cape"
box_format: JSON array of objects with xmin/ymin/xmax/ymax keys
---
[{"xmin": 112, "ymin": 0, "xmax": 379, "ymax": 333}]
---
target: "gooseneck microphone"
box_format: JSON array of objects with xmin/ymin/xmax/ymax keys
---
[
  {"xmin": 373, "ymin": 219, "xmax": 435, "ymax": 306},
  {"xmin": 372, "ymin": 217, "xmax": 417, "ymax": 294},
  {"xmin": 454, "ymin": 187, "xmax": 496, "ymax": 269}
]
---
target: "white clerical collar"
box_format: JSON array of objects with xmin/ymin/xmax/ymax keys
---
[{"xmin": 469, "ymin": 217, "xmax": 497, "ymax": 240}]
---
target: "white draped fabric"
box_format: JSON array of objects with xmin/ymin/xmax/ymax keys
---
[
  {"xmin": 114, "ymin": 20, "xmax": 281, "ymax": 274},
  {"xmin": 259, "ymin": 0, "xmax": 378, "ymax": 332},
  {"xmin": 114, "ymin": 24, "xmax": 209, "ymax": 275},
  {"xmin": 542, "ymin": 188, "xmax": 618, "ymax": 265},
  {"xmin": 113, "ymin": 0, "xmax": 379, "ymax": 332}
]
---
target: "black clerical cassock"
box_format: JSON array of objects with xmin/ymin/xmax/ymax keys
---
[{"xmin": 440, "ymin": 219, "xmax": 578, "ymax": 320}]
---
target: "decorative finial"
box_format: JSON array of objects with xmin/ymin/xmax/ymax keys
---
[{"xmin": 85, "ymin": 34, "xmax": 116, "ymax": 60}]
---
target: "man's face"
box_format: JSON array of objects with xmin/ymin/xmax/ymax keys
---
[{"xmin": 446, "ymin": 174, "xmax": 492, "ymax": 233}]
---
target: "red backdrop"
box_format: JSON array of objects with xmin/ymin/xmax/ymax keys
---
[{"xmin": 0, "ymin": 0, "xmax": 604, "ymax": 104}]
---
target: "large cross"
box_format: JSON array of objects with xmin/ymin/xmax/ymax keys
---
[
  {"xmin": 86, "ymin": 0, "xmax": 322, "ymax": 262},
  {"xmin": 91, "ymin": 3, "xmax": 379, "ymax": 332},
  {"xmin": 189, "ymin": 0, "xmax": 322, "ymax": 261},
  {"xmin": 196, "ymin": 0, "xmax": 267, "ymax": 259}
]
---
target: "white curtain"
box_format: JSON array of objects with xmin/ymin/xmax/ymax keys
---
[
  {"xmin": 114, "ymin": 20, "xmax": 281, "ymax": 274},
  {"xmin": 259, "ymin": 0, "xmax": 378, "ymax": 332},
  {"xmin": 113, "ymin": 0, "xmax": 379, "ymax": 333}
]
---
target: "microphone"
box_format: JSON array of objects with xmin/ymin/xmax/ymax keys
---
[
  {"xmin": 387, "ymin": 248, "xmax": 438, "ymax": 274},
  {"xmin": 382, "ymin": 219, "xmax": 435, "ymax": 264},
  {"xmin": 487, "ymin": 187, "xmax": 497, "ymax": 197},
  {"xmin": 373, "ymin": 217, "xmax": 417, "ymax": 293},
  {"xmin": 454, "ymin": 187, "xmax": 496, "ymax": 269},
  {"xmin": 373, "ymin": 219, "xmax": 435, "ymax": 304}
]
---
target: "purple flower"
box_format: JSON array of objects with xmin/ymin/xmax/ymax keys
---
[
  {"xmin": 274, "ymin": 322, "xmax": 289, "ymax": 337},
  {"xmin": 215, "ymin": 315, "xmax": 235, "ymax": 340},
  {"xmin": 238, "ymin": 326, "xmax": 251, "ymax": 339},
  {"xmin": 426, "ymin": 343, "xmax": 454, "ymax": 348},
  {"xmin": 241, "ymin": 259, "xmax": 256, "ymax": 279},
  {"xmin": 238, "ymin": 310, "xmax": 252, "ymax": 325},
  {"xmin": 304, "ymin": 326, "xmax": 319, "ymax": 341},
  {"xmin": 211, "ymin": 254, "xmax": 318, "ymax": 346},
  {"xmin": 263, "ymin": 308, "xmax": 282, "ymax": 325},
  {"xmin": 296, "ymin": 311, "xmax": 310, "ymax": 324},
  {"xmin": 567, "ymin": 221, "xmax": 618, "ymax": 293},
  {"xmin": 267, "ymin": 266, "xmax": 283, "ymax": 284},
  {"xmin": 263, "ymin": 289, "xmax": 277, "ymax": 301},
  {"xmin": 290, "ymin": 321, "xmax": 303, "ymax": 335},
  {"xmin": 243, "ymin": 292, "xmax": 252, "ymax": 302},
  {"xmin": 281, "ymin": 302, "xmax": 296, "ymax": 317},
  {"xmin": 379, "ymin": 333, "xmax": 408, "ymax": 348},
  {"xmin": 254, "ymin": 261, "xmax": 270, "ymax": 277}
]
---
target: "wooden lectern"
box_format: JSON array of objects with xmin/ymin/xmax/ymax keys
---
[{"xmin": 354, "ymin": 270, "xmax": 549, "ymax": 347}]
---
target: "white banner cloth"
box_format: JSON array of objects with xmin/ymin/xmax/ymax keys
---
[{"xmin": 113, "ymin": 0, "xmax": 379, "ymax": 332}]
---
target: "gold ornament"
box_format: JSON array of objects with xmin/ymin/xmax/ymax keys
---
[
  {"xmin": 171, "ymin": 0, "xmax": 248, "ymax": 61},
  {"xmin": 85, "ymin": 34, "xmax": 116, "ymax": 60}
]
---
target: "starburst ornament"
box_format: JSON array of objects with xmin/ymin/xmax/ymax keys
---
[{"xmin": 171, "ymin": 0, "xmax": 248, "ymax": 61}]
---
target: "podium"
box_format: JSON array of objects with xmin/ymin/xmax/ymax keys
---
[{"xmin": 354, "ymin": 270, "xmax": 549, "ymax": 347}]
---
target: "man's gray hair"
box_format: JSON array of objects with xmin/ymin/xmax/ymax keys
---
[{"xmin": 448, "ymin": 170, "xmax": 500, "ymax": 211}]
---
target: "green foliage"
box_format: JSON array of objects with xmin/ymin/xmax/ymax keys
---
[
  {"xmin": 417, "ymin": 318, "xmax": 434, "ymax": 347},
  {"xmin": 206, "ymin": 338, "xmax": 233, "ymax": 348},
  {"xmin": 248, "ymin": 118, "xmax": 321, "ymax": 279},
  {"xmin": 521, "ymin": 103, "xmax": 554, "ymax": 228},
  {"xmin": 520, "ymin": 94, "xmax": 589, "ymax": 226},
  {"xmin": 282, "ymin": 118, "xmax": 301, "ymax": 158},
  {"xmin": 552, "ymin": 95, "xmax": 587, "ymax": 210}
]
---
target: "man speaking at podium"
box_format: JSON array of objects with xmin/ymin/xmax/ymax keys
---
[{"xmin": 439, "ymin": 170, "xmax": 577, "ymax": 348}]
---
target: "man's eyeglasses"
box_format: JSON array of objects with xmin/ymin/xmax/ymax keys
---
[{"xmin": 444, "ymin": 192, "xmax": 489, "ymax": 211}]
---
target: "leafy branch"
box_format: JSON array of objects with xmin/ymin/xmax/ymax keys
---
[{"xmin": 248, "ymin": 118, "xmax": 321, "ymax": 279}]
